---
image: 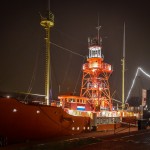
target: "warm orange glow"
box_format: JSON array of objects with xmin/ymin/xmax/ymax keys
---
[{"xmin": 80, "ymin": 37, "xmax": 113, "ymax": 111}]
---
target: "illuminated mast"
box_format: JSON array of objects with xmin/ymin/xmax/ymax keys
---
[
  {"xmin": 40, "ymin": 2, "xmax": 54, "ymax": 105},
  {"xmin": 80, "ymin": 27, "xmax": 113, "ymax": 111},
  {"xmin": 121, "ymin": 22, "xmax": 125, "ymax": 109}
]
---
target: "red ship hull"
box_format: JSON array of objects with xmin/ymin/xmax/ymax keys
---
[{"xmin": 0, "ymin": 98, "xmax": 90, "ymax": 144}]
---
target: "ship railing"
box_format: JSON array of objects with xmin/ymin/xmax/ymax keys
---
[{"xmin": 83, "ymin": 62, "xmax": 112, "ymax": 72}]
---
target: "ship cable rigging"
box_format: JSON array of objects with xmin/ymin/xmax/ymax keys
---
[
  {"xmin": 50, "ymin": 41, "xmax": 86, "ymax": 95},
  {"xmin": 24, "ymin": 50, "xmax": 40, "ymax": 101},
  {"xmin": 25, "ymin": 41, "xmax": 86, "ymax": 99},
  {"xmin": 50, "ymin": 42, "xmax": 85, "ymax": 58},
  {"xmin": 53, "ymin": 27, "xmax": 87, "ymax": 47},
  {"xmin": 49, "ymin": 25, "xmax": 89, "ymax": 95},
  {"xmin": 126, "ymin": 67, "xmax": 150, "ymax": 103},
  {"xmin": 73, "ymin": 57, "xmax": 86, "ymax": 95},
  {"xmin": 61, "ymin": 53, "xmax": 73, "ymax": 90}
]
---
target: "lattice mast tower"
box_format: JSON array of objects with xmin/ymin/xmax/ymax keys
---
[
  {"xmin": 40, "ymin": 9, "xmax": 54, "ymax": 105},
  {"xmin": 80, "ymin": 26, "xmax": 113, "ymax": 111}
]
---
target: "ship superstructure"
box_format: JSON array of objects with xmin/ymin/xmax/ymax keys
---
[
  {"xmin": 80, "ymin": 34, "xmax": 113, "ymax": 111},
  {"xmin": 58, "ymin": 32, "xmax": 120, "ymax": 131},
  {"xmin": 59, "ymin": 28, "xmax": 113, "ymax": 113}
]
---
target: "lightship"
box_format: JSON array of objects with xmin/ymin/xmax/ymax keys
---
[{"xmin": 0, "ymin": 9, "xmax": 120, "ymax": 145}]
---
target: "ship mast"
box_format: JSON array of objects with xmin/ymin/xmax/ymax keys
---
[
  {"xmin": 40, "ymin": 4, "xmax": 54, "ymax": 105},
  {"xmin": 121, "ymin": 22, "xmax": 125, "ymax": 109}
]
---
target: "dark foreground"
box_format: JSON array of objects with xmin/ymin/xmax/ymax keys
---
[
  {"xmin": 75, "ymin": 129, "xmax": 150, "ymax": 150},
  {"xmin": 1, "ymin": 126, "xmax": 150, "ymax": 150}
]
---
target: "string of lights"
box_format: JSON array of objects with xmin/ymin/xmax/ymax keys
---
[{"xmin": 125, "ymin": 67, "xmax": 150, "ymax": 103}]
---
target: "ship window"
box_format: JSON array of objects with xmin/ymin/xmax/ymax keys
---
[
  {"xmin": 77, "ymin": 99, "xmax": 79, "ymax": 102},
  {"xmin": 68, "ymin": 98, "xmax": 75, "ymax": 102},
  {"xmin": 95, "ymin": 51, "xmax": 97, "ymax": 57},
  {"xmin": 80, "ymin": 99, "xmax": 82, "ymax": 103},
  {"xmin": 98, "ymin": 50, "xmax": 101, "ymax": 57},
  {"xmin": 77, "ymin": 127, "xmax": 80, "ymax": 130}
]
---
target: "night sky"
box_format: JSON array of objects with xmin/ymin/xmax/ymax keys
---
[{"xmin": 0, "ymin": 0, "xmax": 150, "ymax": 102}]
